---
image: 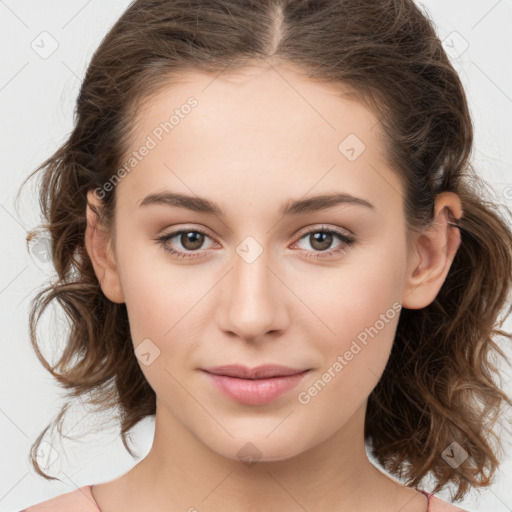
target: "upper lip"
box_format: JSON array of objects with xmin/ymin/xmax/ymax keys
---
[{"xmin": 202, "ymin": 365, "xmax": 309, "ymax": 379}]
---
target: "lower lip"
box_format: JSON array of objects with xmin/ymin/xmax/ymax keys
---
[{"xmin": 203, "ymin": 370, "xmax": 310, "ymax": 405}]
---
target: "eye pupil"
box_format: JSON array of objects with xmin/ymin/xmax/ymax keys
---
[{"xmin": 310, "ymin": 232, "xmax": 333, "ymax": 251}]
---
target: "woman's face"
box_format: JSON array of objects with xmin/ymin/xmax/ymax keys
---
[{"xmin": 90, "ymin": 63, "xmax": 422, "ymax": 461}]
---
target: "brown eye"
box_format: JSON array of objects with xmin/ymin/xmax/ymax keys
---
[
  {"xmin": 156, "ymin": 227, "xmax": 215, "ymax": 260},
  {"xmin": 293, "ymin": 226, "xmax": 355, "ymax": 260},
  {"xmin": 178, "ymin": 231, "xmax": 205, "ymax": 251},
  {"xmin": 308, "ymin": 232, "xmax": 334, "ymax": 252}
]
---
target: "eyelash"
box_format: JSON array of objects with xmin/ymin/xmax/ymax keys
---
[{"xmin": 155, "ymin": 225, "xmax": 355, "ymax": 261}]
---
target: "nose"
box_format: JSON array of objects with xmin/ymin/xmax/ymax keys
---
[{"xmin": 216, "ymin": 244, "xmax": 289, "ymax": 343}]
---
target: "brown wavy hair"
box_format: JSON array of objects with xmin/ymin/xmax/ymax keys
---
[{"xmin": 18, "ymin": 0, "xmax": 512, "ymax": 502}]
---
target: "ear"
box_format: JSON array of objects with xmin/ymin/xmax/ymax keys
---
[
  {"xmin": 402, "ymin": 192, "xmax": 462, "ymax": 309},
  {"xmin": 85, "ymin": 189, "xmax": 125, "ymax": 304}
]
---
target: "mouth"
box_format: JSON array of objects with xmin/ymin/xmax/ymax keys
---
[
  {"xmin": 201, "ymin": 365, "xmax": 311, "ymax": 405},
  {"xmin": 202, "ymin": 364, "xmax": 310, "ymax": 379}
]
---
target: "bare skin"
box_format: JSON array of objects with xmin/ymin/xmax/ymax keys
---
[{"xmin": 85, "ymin": 60, "xmax": 463, "ymax": 512}]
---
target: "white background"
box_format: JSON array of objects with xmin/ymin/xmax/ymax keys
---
[{"xmin": 0, "ymin": 1, "xmax": 511, "ymax": 511}]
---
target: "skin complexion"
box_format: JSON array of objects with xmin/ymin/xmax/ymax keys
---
[{"xmin": 85, "ymin": 61, "xmax": 462, "ymax": 512}]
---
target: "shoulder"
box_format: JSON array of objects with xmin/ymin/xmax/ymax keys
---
[
  {"xmin": 19, "ymin": 485, "xmax": 100, "ymax": 512},
  {"xmin": 429, "ymin": 494, "xmax": 470, "ymax": 512}
]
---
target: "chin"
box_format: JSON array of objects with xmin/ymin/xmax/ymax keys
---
[{"xmin": 200, "ymin": 428, "xmax": 315, "ymax": 465}]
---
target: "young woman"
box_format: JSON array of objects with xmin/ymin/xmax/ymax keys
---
[{"xmin": 19, "ymin": 0, "xmax": 512, "ymax": 511}]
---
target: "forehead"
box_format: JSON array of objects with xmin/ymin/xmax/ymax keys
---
[
  {"xmin": 116, "ymin": 64, "xmax": 402, "ymax": 217},
  {"xmin": 133, "ymin": 64, "xmax": 382, "ymax": 151}
]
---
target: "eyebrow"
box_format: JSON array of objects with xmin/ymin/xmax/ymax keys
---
[{"xmin": 138, "ymin": 191, "xmax": 375, "ymax": 217}]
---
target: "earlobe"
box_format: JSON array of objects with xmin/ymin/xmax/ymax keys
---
[
  {"xmin": 84, "ymin": 190, "xmax": 125, "ymax": 304},
  {"xmin": 402, "ymin": 192, "xmax": 462, "ymax": 310}
]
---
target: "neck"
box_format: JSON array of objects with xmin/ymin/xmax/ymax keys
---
[{"xmin": 107, "ymin": 400, "xmax": 426, "ymax": 512}]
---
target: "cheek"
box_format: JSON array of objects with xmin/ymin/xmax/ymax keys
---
[
  {"xmin": 115, "ymin": 237, "xmax": 204, "ymax": 356},
  {"xmin": 116, "ymin": 249, "xmax": 205, "ymax": 405},
  {"xmin": 295, "ymin": 278, "xmax": 402, "ymax": 433},
  {"xmin": 306, "ymin": 240, "xmax": 405, "ymax": 343},
  {"xmin": 299, "ymin": 236, "xmax": 406, "ymax": 399}
]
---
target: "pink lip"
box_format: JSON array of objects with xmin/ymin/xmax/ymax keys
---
[{"xmin": 201, "ymin": 365, "xmax": 310, "ymax": 405}]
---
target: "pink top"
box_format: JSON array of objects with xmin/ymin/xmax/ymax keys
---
[
  {"xmin": 20, "ymin": 484, "xmax": 469, "ymax": 511},
  {"xmin": 417, "ymin": 489, "xmax": 469, "ymax": 512}
]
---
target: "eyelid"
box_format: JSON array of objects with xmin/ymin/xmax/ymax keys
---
[
  {"xmin": 293, "ymin": 224, "xmax": 353, "ymax": 240},
  {"xmin": 159, "ymin": 224, "xmax": 216, "ymax": 240},
  {"xmin": 158, "ymin": 223, "xmax": 353, "ymax": 244}
]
